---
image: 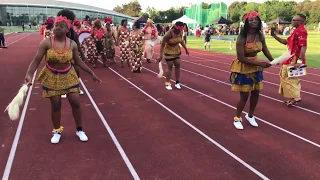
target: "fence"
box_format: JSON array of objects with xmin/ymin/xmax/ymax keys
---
[{"xmin": 185, "ymin": 2, "xmax": 228, "ymax": 28}]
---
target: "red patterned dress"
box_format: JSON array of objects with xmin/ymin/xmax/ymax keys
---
[
  {"xmin": 129, "ymin": 30, "xmax": 144, "ymax": 72},
  {"xmin": 118, "ymin": 27, "xmax": 131, "ymax": 67},
  {"xmin": 82, "ymin": 28, "xmax": 107, "ymax": 67}
]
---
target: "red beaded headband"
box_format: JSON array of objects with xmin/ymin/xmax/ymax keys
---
[
  {"xmin": 243, "ymin": 11, "xmax": 260, "ymax": 22},
  {"xmin": 55, "ymin": 15, "xmax": 72, "ymax": 29},
  {"xmin": 175, "ymin": 24, "xmax": 185, "ymax": 31}
]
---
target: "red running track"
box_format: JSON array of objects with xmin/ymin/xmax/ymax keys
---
[{"xmin": 1, "ymin": 34, "xmax": 320, "ymax": 180}]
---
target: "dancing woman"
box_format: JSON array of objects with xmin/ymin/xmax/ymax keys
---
[
  {"xmin": 103, "ymin": 17, "xmax": 116, "ymax": 64},
  {"xmin": 73, "ymin": 20, "xmax": 81, "ymax": 34},
  {"xmin": 24, "ymin": 15, "xmax": 101, "ymax": 144},
  {"xmin": 157, "ymin": 21, "xmax": 189, "ymax": 90},
  {"xmin": 57, "ymin": 9, "xmax": 87, "ymax": 98},
  {"xmin": 87, "ymin": 19, "xmax": 108, "ymax": 67},
  {"xmin": 230, "ymin": 11, "xmax": 273, "ymax": 130},
  {"xmin": 117, "ymin": 19, "xmax": 131, "ymax": 67},
  {"xmin": 141, "ymin": 18, "xmax": 158, "ymax": 63},
  {"xmin": 43, "ymin": 18, "xmax": 54, "ymax": 39},
  {"xmin": 129, "ymin": 21, "xmax": 144, "ymax": 73}
]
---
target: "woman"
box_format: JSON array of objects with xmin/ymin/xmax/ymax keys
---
[
  {"xmin": 117, "ymin": 19, "xmax": 131, "ymax": 67},
  {"xmin": 183, "ymin": 23, "xmax": 188, "ymax": 44},
  {"xmin": 73, "ymin": 20, "xmax": 81, "ymax": 34},
  {"xmin": 24, "ymin": 15, "xmax": 101, "ymax": 144},
  {"xmin": 129, "ymin": 21, "xmax": 144, "ymax": 73},
  {"xmin": 230, "ymin": 11, "xmax": 273, "ymax": 130},
  {"xmin": 57, "ymin": 9, "xmax": 87, "ymax": 98},
  {"xmin": 141, "ymin": 18, "xmax": 158, "ymax": 63},
  {"xmin": 86, "ymin": 19, "xmax": 108, "ymax": 68},
  {"xmin": 43, "ymin": 18, "xmax": 54, "ymax": 39},
  {"xmin": 103, "ymin": 17, "xmax": 116, "ymax": 64},
  {"xmin": 157, "ymin": 21, "xmax": 189, "ymax": 90}
]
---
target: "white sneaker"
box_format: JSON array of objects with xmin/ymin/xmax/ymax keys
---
[
  {"xmin": 51, "ymin": 133, "xmax": 61, "ymax": 144},
  {"xmin": 166, "ymin": 85, "xmax": 172, "ymax": 90},
  {"xmin": 245, "ymin": 114, "xmax": 258, "ymax": 127},
  {"xmin": 79, "ymin": 90, "xmax": 84, "ymax": 95},
  {"xmin": 175, "ymin": 83, "xmax": 181, "ymax": 89},
  {"xmin": 233, "ymin": 117, "xmax": 244, "ymax": 130},
  {"xmin": 76, "ymin": 131, "xmax": 88, "ymax": 142},
  {"xmin": 61, "ymin": 94, "xmax": 67, "ymax": 98}
]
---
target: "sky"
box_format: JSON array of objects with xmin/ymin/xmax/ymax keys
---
[{"xmin": 59, "ymin": 0, "xmax": 305, "ymax": 12}]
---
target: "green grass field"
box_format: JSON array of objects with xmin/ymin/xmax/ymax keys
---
[
  {"xmin": 186, "ymin": 32, "xmax": 320, "ymax": 68},
  {"xmin": 1, "ymin": 26, "xmax": 38, "ymax": 34}
]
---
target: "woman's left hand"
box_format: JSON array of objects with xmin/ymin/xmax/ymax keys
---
[{"xmin": 92, "ymin": 73, "xmax": 102, "ymax": 83}]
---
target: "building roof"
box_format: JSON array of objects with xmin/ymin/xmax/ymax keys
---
[{"xmin": 0, "ymin": 0, "xmax": 134, "ymax": 19}]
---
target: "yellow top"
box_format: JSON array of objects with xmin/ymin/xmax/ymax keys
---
[
  {"xmin": 230, "ymin": 41, "xmax": 263, "ymax": 74},
  {"xmin": 163, "ymin": 32, "xmax": 183, "ymax": 59},
  {"xmin": 46, "ymin": 38, "xmax": 73, "ymax": 64}
]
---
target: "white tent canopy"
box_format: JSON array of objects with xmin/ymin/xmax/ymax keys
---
[{"xmin": 172, "ymin": 15, "xmax": 197, "ymax": 24}]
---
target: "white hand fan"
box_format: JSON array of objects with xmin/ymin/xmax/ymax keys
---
[
  {"xmin": 4, "ymin": 84, "xmax": 29, "ymax": 120},
  {"xmin": 270, "ymin": 49, "xmax": 294, "ymax": 65},
  {"xmin": 157, "ymin": 62, "xmax": 164, "ymax": 78}
]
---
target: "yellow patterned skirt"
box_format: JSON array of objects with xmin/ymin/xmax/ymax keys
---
[
  {"xmin": 230, "ymin": 58, "xmax": 264, "ymax": 92},
  {"xmin": 37, "ymin": 64, "xmax": 80, "ymax": 98},
  {"xmin": 279, "ymin": 65, "xmax": 301, "ymax": 98}
]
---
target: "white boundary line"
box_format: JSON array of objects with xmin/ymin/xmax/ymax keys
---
[
  {"xmin": 79, "ymin": 79, "xmax": 140, "ymax": 180},
  {"xmin": 0, "ymin": 34, "xmax": 31, "ymax": 50},
  {"xmin": 178, "ymin": 65, "xmax": 320, "ymax": 116},
  {"xmin": 2, "ymin": 71, "xmax": 37, "ymax": 180},
  {"xmin": 107, "ymin": 66, "xmax": 270, "ymax": 180},
  {"xmin": 177, "ymin": 52, "xmax": 320, "ymax": 85},
  {"xmin": 185, "ymin": 49, "xmax": 320, "ymax": 75},
  {"xmin": 142, "ymin": 67, "xmax": 320, "ymax": 148},
  {"xmin": 145, "ymin": 57, "xmax": 320, "ymax": 116},
  {"xmin": 176, "ymin": 58, "xmax": 320, "ymax": 97}
]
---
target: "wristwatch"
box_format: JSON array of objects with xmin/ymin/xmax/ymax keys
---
[{"xmin": 297, "ymin": 58, "xmax": 303, "ymax": 64}]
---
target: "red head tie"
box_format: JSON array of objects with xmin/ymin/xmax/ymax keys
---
[
  {"xmin": 55, "ymin": 15, "xmax": 72, "ymax": 29},
  {"xmin": 175, "ymin": 24, "xmax": 185, "ymax": 32},
  {"xmin": 73, "ymin": 20, "xmax": 80, "ymax": 26},
  {"xmin": 243, "ymin": 11, "xmax": 260, "ymax": 22},
  {"xmin": 46, "ymin": 17, "xmax": 55, "ymax": 25},
  {"xmin": 105, "ymin": 17, "xmax": 113, "ymax": 24}
]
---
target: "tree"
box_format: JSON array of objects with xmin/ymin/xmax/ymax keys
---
[
  {"xmin": 113, "ymin": 0, "xmax": 143, "ymax": 17},
  {"xmin": 201, "ymin": 2, "xmax": 211, "ymax": 9}
]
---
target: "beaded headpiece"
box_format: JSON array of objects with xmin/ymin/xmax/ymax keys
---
[
  {"xmin": 243, "ymin": 11, "xmax": 260, "ymax": 22},
  {"xmin": 55, "ymin": 15, "xmax": 72, "ymax": 29}
]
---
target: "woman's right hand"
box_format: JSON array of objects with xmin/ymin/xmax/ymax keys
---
[
  {"xmin": 157, "ymin": 55, "xmax": 163, "ymax": 63},
  {"xmin": 258, "ymin": 61, "xmax": 272, "ymax": 68},
  {"xmin": 24, "ymin": 74, "xmax": 33, "ymax": 86}
]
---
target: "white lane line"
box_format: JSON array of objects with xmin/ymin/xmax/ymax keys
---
[
  {"xmin": 79, "ymin": 79, "xmax": 140, "ymax": 180},
  {"xmin": 0, "ymin": 34, "xmax": 31, "ymax": 51},
  {"xmin": 142, "ymin": 67, "xmax": 320, "ymax": 149},
  {"xmin": 181, "ymin": 53, "xmax": 320, "ymax": 85},
  {"xmin": 185, "ymin": 49, "xmax": 320, "ymax": 76},
  {"xmin": 178, "ymin": 66, "xmax": 320, "ymax": 116},
  {"xmin": 179, "ymin": 59, "xmax": 320, "ymax": 97},
  {"xmin": 2, "ymin": 71, "xmax": 37, "ymax": 180},
  {"xmin": 107, "ymin": 66, "xmax": 270, "ymax": 180}
]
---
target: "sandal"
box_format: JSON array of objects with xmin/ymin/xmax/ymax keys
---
[{"xmin": 286, "ymin": 99, "xmax": 302, "ymax": 106}]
